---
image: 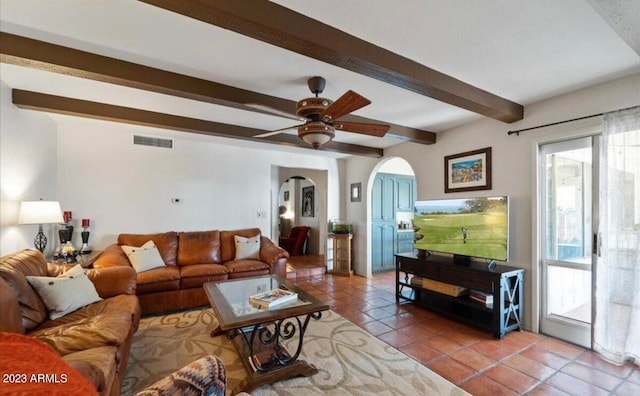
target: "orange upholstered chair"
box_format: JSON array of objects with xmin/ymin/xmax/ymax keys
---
[{"xmin": 279, "ymin": 226, "xmax": 310, "ymax": 256}]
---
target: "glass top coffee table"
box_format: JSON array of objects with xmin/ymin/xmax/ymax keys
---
[{"xmin": 203, "ymin": 275, "xmax": 329, "ymax": 394}]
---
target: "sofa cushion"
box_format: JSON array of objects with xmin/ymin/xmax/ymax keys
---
[
  {"xmin": 34, "ymin": 294, "xmax": 141, "ymax": 333},
  {"xmin": 224, "ymin": 260, "xmax": 270, "ymax": 278},
  {"xmin": 30, "ymin": 310, "xmax": 133, "ymax": 356},
  {"xmin": 118, "ymin": 232, "xmax": 178, "ymax": 267},
  {"xmin": 0, "ymin": 332, "xmax": 100, "ymax": 396},
  {"xmin": 27, "ymin": 264, "xmax": 103, "ymax": 320},
  {"xmin": 136, "ymin": 266, "xmax": 181, "ymax": 294},
  {"xmin": 121, "ymin": 240, "xmax": 166, "ymax": 273},
  {"xmin": 180, "ymin": 264, "xmax": 229, "ymax": 289},
  {"xmin": 178, "ymin": 230, "xmax": 222, "ymax": 265},
  {"xmin": 220, "ymin": 229, "xmax": 261, "ymax": 263},
  {"xmin": 0, "ymin": 249, "xmax": 52, "ymax": 331}
]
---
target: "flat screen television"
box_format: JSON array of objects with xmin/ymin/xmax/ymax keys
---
[{"xmin": 413, "ymin": 196, "xmax": 509, "ymax": 263}]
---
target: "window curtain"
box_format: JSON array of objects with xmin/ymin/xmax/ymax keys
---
[{"xmin": 594, "ymin": 105, "xmax": 640, "ymax": 365}]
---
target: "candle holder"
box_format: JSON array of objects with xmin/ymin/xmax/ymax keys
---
[
  {"xmin": 54, "ymin": 211, "xmax": 74, "ymax": 261},
  {"xmin": 80, "ymin": 218, "xmax": 92, "ymax": 254}
]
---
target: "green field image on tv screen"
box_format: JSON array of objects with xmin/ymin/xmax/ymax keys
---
[{"xmin": 414, "ymin": 197, "xmax": 508, "ymax": 261}]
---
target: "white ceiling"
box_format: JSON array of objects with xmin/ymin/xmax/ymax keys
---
[{"xmin": 1, "ymin": 0, "xmax": 639, "ymax": 157}]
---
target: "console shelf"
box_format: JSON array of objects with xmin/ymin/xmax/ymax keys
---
[{"xmin": 395, "ymin": 252, "xmax": 524, "ymax": 339}]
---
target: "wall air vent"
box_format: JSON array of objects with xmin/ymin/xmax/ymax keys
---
[{"xmin": 133, "ymin": 135, "xmax": 173, "ymax": 149}]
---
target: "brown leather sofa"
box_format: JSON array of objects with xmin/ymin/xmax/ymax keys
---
[
  {"xmin": 0, "ymin": 249, "xmax": 141, "ymax": 396},
  {"xmin": 93, "ymin": 228, "xmax": 289, "ymax": 315}
]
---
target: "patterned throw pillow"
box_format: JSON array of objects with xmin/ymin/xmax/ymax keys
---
[
  {"xmin": 135, "ymin": 355, "xmax": 226, "ymax": 396},
  {"xmin": 234, "ymin": 235, "xmax": 261, "ymax": 260},
  {"xmin": 26, "ymin": 264, "xmax": 103, "ymax": 320},
  {"xmin": 121, "ymin": 240, "xmax": 166, "ymax": 273}
]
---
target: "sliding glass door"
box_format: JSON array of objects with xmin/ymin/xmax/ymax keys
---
[{"xmin": 539, "ymin": 136, "xmax": 597, "ymax": 347}]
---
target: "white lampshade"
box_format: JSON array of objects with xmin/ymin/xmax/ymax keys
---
[
  {"xmin": 301, "ymin": 132, "xmax": 332, "ymax": 147},
  {"xmin": 298, "ymin": 122, "xmax": 335, "ymax": 149},
  {"xmin": 17, "ymin": 201, "xmax": 64, "ymax": 225}
]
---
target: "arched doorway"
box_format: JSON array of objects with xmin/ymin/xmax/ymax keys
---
[
  {"xmin": 277, "ymin": 178, "xmax": 297, "ymax": 238},
  {"xmin": 366, "ymin": 157, "xmax": 417, "ymax": 275},
  {"xmin": 274, "ymin": 171, "xmax": 325, "ymax": 256}
]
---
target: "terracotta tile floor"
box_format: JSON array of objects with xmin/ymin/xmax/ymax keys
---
[{"xmin": 286, "ymin": 270, "xmax": 639, "ymax": 396}]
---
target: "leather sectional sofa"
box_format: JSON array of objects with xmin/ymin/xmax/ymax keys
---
[
  {"xmin": 93, "ymin": 228, "xmax": 289, "ymax": 315},
  {"xmin": 0, "ymin": 249, "xmax": 141, "ymax": 396}
]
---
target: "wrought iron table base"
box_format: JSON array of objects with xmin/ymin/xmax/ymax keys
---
[{"xmin": 210, "ymin": 311, "xmax": 323, "ymax": 394}]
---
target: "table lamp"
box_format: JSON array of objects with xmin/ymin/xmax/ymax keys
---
[{"xmin": 17, "ymin": 200, "xmax": 64, "ymax": 253}]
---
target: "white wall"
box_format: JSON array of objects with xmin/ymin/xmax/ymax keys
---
[
  {"xmin": 50, "ymin": 117, "xmax": 341, "ymax": 250},
  {"xmin": 344, "ymin": 156, "xmax": 379, "ymax": 275},
  {"xmin": 0, "ymin": 81, "xmax": 58, "ymax": 256},
  {"xmin": 378, "ymin": 157, "xmax": 415, "ymax": 175},
  {"xmin": 346, "ymin": 72, "xmax": 640, "ymax": 330}
]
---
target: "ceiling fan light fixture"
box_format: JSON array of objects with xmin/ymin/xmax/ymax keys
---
[
  {"xmin": 253, "ymin": 77, "xmax": 387, "ymax": 149},
  {"xmin": 298, "ymin": 122, "xmax": 335, "ymax": 149}
]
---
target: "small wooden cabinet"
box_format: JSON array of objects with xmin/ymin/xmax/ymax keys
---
[
  {"xmin": 395, "ymin": 253, "xmax": 524, "ymax": 339},
  {"xmin": 330, "ymin": 234, "xmax": 353, "ymax": 276}
]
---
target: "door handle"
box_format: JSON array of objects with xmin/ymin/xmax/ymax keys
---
[{"xmin": 593, "ymin": 232, "xmax": 602, "ymax": 257}]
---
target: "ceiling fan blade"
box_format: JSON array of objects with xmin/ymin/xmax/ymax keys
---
[
  {"xmin": 334, "ymin": 121, "xmax": 390, "ymax": 137},
  {"xmin": 254, "ymin": 124, "xmax": 305, "ymax": 138},
  {"xmin": 245, "ymin": 103, "xmax": 307, "ymax": 121},
  {"xmin": 320, "ymin": 90, "xmax": 371, "ymax": 121}
]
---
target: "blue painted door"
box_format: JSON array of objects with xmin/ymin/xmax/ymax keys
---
[{"xmin": 372, "ymin": 174, "xmax": 396, "ymax": 272}]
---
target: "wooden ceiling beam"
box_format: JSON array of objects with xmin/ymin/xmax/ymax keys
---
[
  {"xmin": 140, "ymin": 0, "xmax": 524, "ymax": 123},
  {"xmin": 0, "ymin": 32, "xmax": 435, "ymax": 146},
  {"xmin": 12, "ymin": 90, "xmax": 383, "ymax": 158}
]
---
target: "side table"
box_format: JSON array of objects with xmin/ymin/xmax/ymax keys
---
[
  {"xmin": 77, "ymin": 250, "xmax": 103, "ymax": 268},
  {"xmin": 330, "ymin": 233, "xmax": 353, "ymax": 276},
  {"xmin": 49, "ymin": 250, "xmax": 103, "ymax": 270}
]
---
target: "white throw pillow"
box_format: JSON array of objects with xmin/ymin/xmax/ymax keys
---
[
  {"xmin": 234, "ymin": 234, "xmax": 261, "ymax": 260},
  {"xmin": 121, "ymin": 240, "xmax": 166, "ymax": 273},
  {"xmin": 27, "ymin": 264, "xmax": 103, "ymax": 320}
]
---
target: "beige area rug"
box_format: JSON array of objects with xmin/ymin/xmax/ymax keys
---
[{"xmin": 121, "ymin": 308, "xmax": 469, "ymax": 395}]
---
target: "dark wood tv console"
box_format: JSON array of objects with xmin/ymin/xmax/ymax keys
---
[{"xmin": 395, "ymin": 252, "xmax": 523, "ymax": 339}]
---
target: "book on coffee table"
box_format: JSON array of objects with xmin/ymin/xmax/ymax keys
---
[{"xmin": 249, "ymin": 288, "xmax": 298, "ymax": 309}]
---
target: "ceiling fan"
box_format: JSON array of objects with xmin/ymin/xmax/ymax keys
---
[{"xmin": 249, "ymin": 77, "xmax": 390, "ymax": 149}]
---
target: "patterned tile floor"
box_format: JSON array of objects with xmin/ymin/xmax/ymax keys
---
[{"xmin": 286, "ymin": 269, "xmax": 639, "ymax": 396}]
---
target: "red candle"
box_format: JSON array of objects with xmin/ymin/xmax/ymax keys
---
[
  {"xmin": 63, "ymin": 211, "xmax": 72, "ymax": 223},
  {"xmin": 82, "ymin": 219, "xmax": 90, "ymax": 228}
]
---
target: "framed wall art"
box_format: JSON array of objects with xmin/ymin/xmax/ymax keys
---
[
  {"xmin": 444, "ymin": 147, "xmax": 492, "ymax": 193},
  {"xmin": 301, "ymin": 186, "xmax": 315, "ymax": 217},
  {"xmin": 350, "ymin": 182, "xmax": 362, "ymax": 202}
]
